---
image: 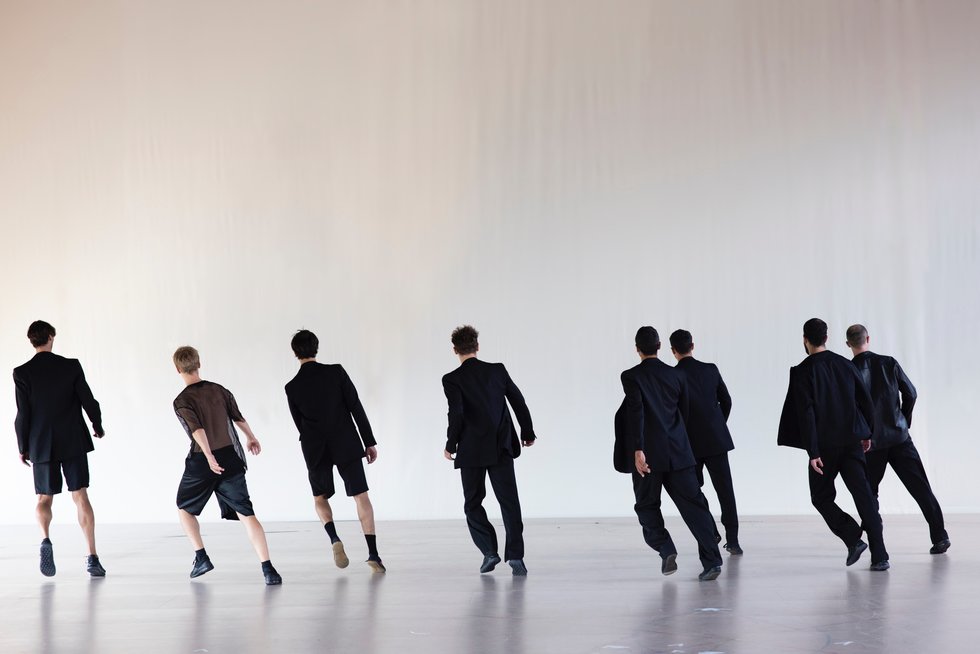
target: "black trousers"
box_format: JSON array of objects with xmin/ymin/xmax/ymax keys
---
[
  {"xmin": 866, "ymin": 438, "xmax": 948, "ymax": 544},
  {"xmin": 809, "ymin": 445, "xmax": 888, "ymax": 563},
  {"xmin": 633, "ymin": 465, "xmax": 723, "ymax": 570},
  {"xmin": 695, "ymin": 452, "xmax": 739, "ymax": 545},
  {"xmin": 460, "ymin": 455, "xmax": 524, "ymax": 561}
]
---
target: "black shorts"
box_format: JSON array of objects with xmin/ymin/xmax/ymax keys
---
[
  {"xmin": 309, "ymin": 457, "xmax": 368, "ymax": 499},
  {"xmin": 34, "ymin": 454, "xmax": 90, "ymax": 495},
  {"xmin": 176, "ymin": 446, "xmax": 254, "ymax": 521}
]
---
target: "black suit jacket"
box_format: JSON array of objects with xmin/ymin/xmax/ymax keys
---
[
  {"xmin": 618, "ymin": 358, "xmax": 696, "ymax": 472},
  {"xmin": 674, "ymin": 357, "xmax": 734, "ymax": 458},
  {"xmin": 442, "ymin": 358, "xmax": 535, "ymax": 469},
  {"xmin": 285, "ymin": 362, "xmax": 376, "ymax": 466},
  {"xmin": 13, "ymin": 352, "xmax": 103, "ymax": 464},
  {"xmin": 776, "ymin": 350, "xmax": 874, "ymax": 458},
  {"xmin": 852, "ymin": 351, "xmax": 916, "ymax": 451}
]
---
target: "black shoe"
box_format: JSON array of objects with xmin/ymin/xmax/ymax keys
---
[
  {"xmin": 263, "ymin": 564, "xmax": 282, "ymax": 586},
  {"xmin": 930, "ymin": 539, "xmax": 951, "ymax": 555},
  {"xmin": 40, "ymin": 539, "xmax": 56, "ymax": 577},
  {"xmin": 846, "ymin": 540, "xmax": 868, "ymax": 566},
  {"xmin": 699, "ymin": 565, "xmax": 722, "ymax": 581},
  {"xmin": 190, "ymin": 556, "xmax": 214, "ymax": 578},
  {"xmin": 480, "ymin": 553, "xmax": 501, "ymax": 573},
  {"xmin": 508, "ymin": 559, "xmax": 528, "ymax": 576},
  {"xmin": 366, "ymin": 556, "xmax": 386, "ymax": 573},
  {"xmin": 661, "ymin": 553, "xmax": 678, "ymax": 576},
  {"xmin": 724, "ymin": 543, "xmax": 744, "ymax": 556},
  {"xmin": 870, "ymin": 560, "xmax": 890, "ymax": 571},
  {"xmin": 86, "ymin": 555, "xmax": 106, "ymax": 577}
]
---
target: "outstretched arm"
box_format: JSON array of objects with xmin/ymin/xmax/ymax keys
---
[
  {"xmin": 234, "ymin": 420, "xmax": 262, "ymax": 456},
  {"xmin": 341, "ymin": 367, "xmax": 377, "ymax": 449}
]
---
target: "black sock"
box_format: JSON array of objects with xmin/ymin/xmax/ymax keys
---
[
  {"xmin": 195, "ymin": 548, "xmax": 208, "ymax": 562},
  {"xmin": 324, "ymin": 522, "xmax": 340, "ymax": 543},
  {"xmin": 261, "ymin": 560, "xmax": 275, "ymax": 572},
  {"xmin": 365, "ymin": 534, "xmax": 378, "ymax": 558}
]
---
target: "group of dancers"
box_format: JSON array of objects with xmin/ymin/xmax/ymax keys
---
[{"xmin": 12, "ymin": 317, "xmax": 948, "ymax": 584}]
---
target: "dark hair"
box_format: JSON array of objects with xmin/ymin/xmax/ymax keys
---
[
  {"xmin": 291, "ymin": 330, "xmax": 319, "ymax": 359},
  {"xmin": 803, "ymin": 318, "xmax": 828, "ymax": 347},
  {"xmin": 846, "ymin": 324, "xmax": 869, "ymax": 347},
  {"xmin": 451, "ymin": 325, "xmax": 479, "ymax": 355},
  {"xmin": 27, "ymin": 320, "xmax": 56, "ymax": 347},
  {"xmin": 635, "ymin": 326, "xmax": 661, "ymax": 355},
  {"xmin": 669, "ymin": 329, "xmax": 693, "ymax": 355}
]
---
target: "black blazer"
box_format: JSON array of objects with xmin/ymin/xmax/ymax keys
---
[
  {"xmin": 442, "ymin": 358, "xmax": 535, "ymax": 469},
  {"xmin": 776, "ymin": 350, "xmax": 874, "ymax": 458},
  {"xmin": 852, "ymin": 351, "xmax": 916, "ymax": 451},
  {"xmin": 619, "ymin": 358, "xmax": 695, "ymax": 472},
  {"xmin": 13, "ymin": 352, "xmax": 103, "ymax": 464},
  {"xmin": 674, "ymin": 357, "xmax": 734, "ymax": 458},
  {"xmin": 285, "ymin": 362, "xmax": 376, "ymax": 466}
]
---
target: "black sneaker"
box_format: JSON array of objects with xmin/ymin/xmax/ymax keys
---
[
  {"xmin": 846, "ymin": 540, "xmax": 868, "ymax": 566},
  {"xmin": 86, "ymin": 555, "xmax": 106, "ymax": 577},
  {"xmin": 190, "ymin": 556, "xmax": 214, "ymax": 578},
  {"xmin": 508, "ymin": 559, "xmax": 528, "ymax": 576},
  {"xmin": 480, "ymin": 553, "xmax": 501, "ymax": 573},
  {"xmin": 724, "ymin": 543, "xmax": 744, "ymax": 556},
  {"xmin": 366, "ymin": 556, "xmax": 386, "ymax": 573},
  {"xmin": 869, "ymin": 560, "xmax": 890, "ymax": 571},
  {"xmin": 263, "ymin": 564, "xmax": 282, "ymax": 586},
  {"xmin": 930, "ymin": 539, "xmax": 951, "ymax": 555},
  {"xmin": 40, "ymin": 539, "xmax": 56, "ymax": 577},
  {"xmin": 699, "ymin": 565, "xmax": 722, "ymax": 581},
  {"xmin": 661, "ymin": 553, "xmax": 678, "ymax": 576}
]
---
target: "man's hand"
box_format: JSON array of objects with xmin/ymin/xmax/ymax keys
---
[
  {"xmin": 635, "ymin": 450, "xmax": 651, "ymax": 477},
  {"xmin": 93, "ymin": 430, "xmax": 105, "ymax": 439},
  {"xmin": 522, "ymin": 439, "xmax": 535, "ymax": 448},
  {"xmin": 365, "ymin": 446, "xmax": 378, "ymax": 464},
  {"xmin": 19, "ymin": 453, "xmax": 30, "ymax": 467},
  {"xmin": 810, "ymin": 457, "xmax": 824, "ymax": 475},
  {"xmin": 246, "ymin": 438, "xmax": 261, "ymax": 455},
  {"xmin": 207, "ymin": 456, "xmax": 224, "ymax": 475},
  {"xmin": 444, "ymin": 450, "xmax": 455, "ymax": 461},
  {"xmin": 861, "ymin": 439, "xmax": 872, "ymax": 453}
]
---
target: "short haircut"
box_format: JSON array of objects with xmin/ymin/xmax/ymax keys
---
[
  {"xmin": 635, "ymin": 326, "xmax": 661, "ymax": 355},
  {"xmin": 846, "ymin": 324, "xmax": 869, "ymax": 347},
  {"xmin": 451, "ymin": 325, "xmax": 479, "ymax": 355},
  {"xmin": 173, "ymin": 346, "xmax": 201, "ymax": 374},
  {"xmin": 669, "ymin": 329, "xmax": 693, "ymax": 355},
  {"xmin": 803, "ymin": 318, "xmax": 828, "ymax": 347},
  {"xmin": 27, "ymin": 320, "xmax": 56, "ymax": 347},
  {"xmin": 291, "ymin": 329, "xmax": 319, "ymax": 359}
]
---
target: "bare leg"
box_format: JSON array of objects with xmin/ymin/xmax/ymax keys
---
[
  {"xmin": 238, "ymin": 514, "xmax": 271, "ymax": 562},
  {"xmin": 314, "ymin": 495, "xmax": 334, "ymax": 525},
  {"xmin": 353, "ymin": 492, "xmax": 376, "ymax": 535},
  {"xmin": 37, "ymin": 495, "xmax": 54, "ymax": 540},
  {"xmin": 178, "ymin": 509, "xmax": 205, "ymax": 550},
  {"xmin": 71, "ymin": 489, "xmax": 97, "ymax": 556}
]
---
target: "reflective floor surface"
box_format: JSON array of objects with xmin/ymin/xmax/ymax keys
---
[{"xmin": 1, "ymin": 515, "xmax": 977, "ymax": 653}]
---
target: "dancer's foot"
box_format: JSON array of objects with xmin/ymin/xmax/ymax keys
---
[
  {"xmin": 508, "ymin": 559, "xmax": 528, "ymax": 576},
  {"xmin": 86, "ymin": 555, "xmax": 106, "ymax": 577},
  {"xmin": 332, "ymin": 540, "xmax": 349, "ymax": 569},
  {"xmin": 930, "ymin": 539, "xmax": 951, "ymax": 555},
  {"xmin": 480, "ymin": 553, "xmax": 501, "ymax": 573},
  {"xmin": 366, "ymin": 556, "xmax": 386, "ymax": 573},
  {"xmin": 661, "ymin": 553, "xmax": 678, "ymax": 576},
  {"xmin": 724, "ymin": 542, "xmax": 744, "ymax": 556},
  {"xmin": 698, "ymin": 565, "xmax": 722, "ymax": 581},
  {"xmin": 869, "ymin": 560, "xmax": 890, "ymax": 572},
  {"xmin": 40, "ymin": 539, "xmax": 56, "ymax": 577},
  {"xmin": 190, "ymin": 555, "xmax": 214, "ymax": 578},
  {"xmin": 846, "ymin": 540, "xmax": 868, "ymax": 566}
]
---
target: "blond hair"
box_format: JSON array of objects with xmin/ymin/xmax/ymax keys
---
[{"xmin": 173, "ymin": 346, "xmax": 201, "ymax": 374}]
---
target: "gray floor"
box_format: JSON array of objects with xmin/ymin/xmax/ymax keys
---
[{"xmin": 0, "ymin": 515, "xmax": 976, "ymax": 654}]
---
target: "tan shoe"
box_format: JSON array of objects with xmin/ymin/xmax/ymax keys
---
[{"xmin": 332, "ymin": 541, "xmax": 349, "ymax": 569}]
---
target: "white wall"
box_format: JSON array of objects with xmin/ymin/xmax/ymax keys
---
[{"xmin": 1, "ymin": 0, "xmax": 978, "ymax": 525}]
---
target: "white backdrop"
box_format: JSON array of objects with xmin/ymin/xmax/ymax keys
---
[{"xmin": 1, "ymin": 1, "xmax": 978, "ymax": 525}]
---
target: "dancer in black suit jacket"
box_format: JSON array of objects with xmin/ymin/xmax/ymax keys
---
[
  {"xmin": 669, "ymin": 329, "xmax": 742, "ymax": 555},
  {"xmin": 777, "ymin": 318, "xmax": 889, "ymax": 570},
  {"xmin": 285, "ymin": 330, "xmax": 384, "ymax": 572},
  {"xmin": 13, "ymin": 320, "xmax": 106, "ymax": 577},
  {"xmin": 619, "ymin": 326, "xmax": 723, "ymax": 581},
  {"xmin": 846, "ymin": 324, "xmax": 949, "ymax": 554},
  {"xmin": 442, "ymin": 325, "xmax": 535, "ymax": 575}
]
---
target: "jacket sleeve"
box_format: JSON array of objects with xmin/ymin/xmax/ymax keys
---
[
  {"xmin": 341, "ymin": 366, "xmax": 376, "ymax": 448},
  {"xmin": 621, "ymin": 370, "xmax": 644, "ymax": 452},
  {"xmin": 13, "ymin": 369, "xmax": 31, "ymax": 456},
  {"xmin": 715, "ymin": 366, "xmax": 732, "ymax": 421},
  {"xmin": 855, "ymin": 369, "xmax": 875, "ymax": 439},
  {"xmin": 285, "ymin": 387, "xmax": 303, "ymax": 434},
  {"xmin": 793, "ymin": 368, "xmax": 820, "ymax": 458},
  {"xmin": 74, "ymin": 361, "xmax": 103, "ymax": 436},
  {"xmin": 443, "ymin": 375, "xmax": 464, "ymax": 453},
  {"xmin": 678, "ymin": 375, "xmax": 690, "ymax": 426},
  {"xmin": 894, "ymin": 361, "xmax": 917, "ymax": 428},
  {"xmin": 502, "ymin": 365, "xmax": 535, "ymax": 441}
]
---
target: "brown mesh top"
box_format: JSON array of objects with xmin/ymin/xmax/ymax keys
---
[{"xmin": 173, "ymin": 380, "xmax": 246, "ymax": 459}]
